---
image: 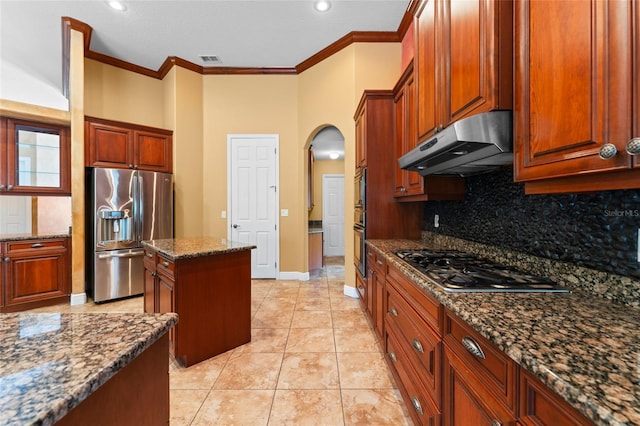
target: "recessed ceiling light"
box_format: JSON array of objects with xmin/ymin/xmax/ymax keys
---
[
  {"xmin": 329, "ymin": 151, "xmax": 340, "ymax": 160},
  {"xmin": 108, "ymin": 1, "xmax": 127, "ymax": 12},
  {"xmin": 314, "ymin": 0, "xmax": 331, "ymax": 12}
]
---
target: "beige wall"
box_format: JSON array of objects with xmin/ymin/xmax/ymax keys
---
[
  {"xmin": 309, "ymin": 160, "xmax": 345, "ymax": 221},
  {"xmin": 81, "ymin": 42, "xmax": 402, "ymax": 283}
]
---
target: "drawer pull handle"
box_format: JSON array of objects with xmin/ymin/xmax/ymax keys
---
[
  {"xmin": 389, "ymin": 352, "xmax": 397, "ymax": 363},
  {"xmin": 462, "ymin": 336, "xmax": 486, "ymax": 360},
  {"xmin": 146, "ymin": 253, "xmax": 153, "ymax": 258},
  {"xmin": 31, "ymin": 243, "xmax": 45, "ymax": 248},
  {"xmin": 367, "ymin": 252, "xmax": 373, "ymax": 257},
  {"xmin": 3, "ymin": 257, "xmax": 9, "ymax": 262},
  {"xmin": 412, "ymin": 338, "xmax": 424, "ymax": 354},
  {"xmin": 491, "ymin": 420, "xmax": 502, "ymax": 426},
  {"xmin": 389, "ymin": 307, "xmax": 398, "ymax": 317},
  {"xmin": 376, "ymin": 259, "xmax": 383, "ymax": 266},
  {"xmin": 411, "ymin": 396, "xmax": 423, "ymax": 415},
  {"xmin": 162, "ymin": 261, "xmax": 170, "ymax": 267}
]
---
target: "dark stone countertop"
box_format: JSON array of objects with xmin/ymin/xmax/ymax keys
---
[
  {"xmin": 308, "ymin": 227, "xmax": 324, "ymax": 234},
  {"xmin": 367, "ymin": 239, "xmax": 640, "ymax": 426},
  {"xmin": 141, "ymin": 237, "xmax": 256, "ymax": 260},
  {"xmin": 0, "ymin": 312, "xmax": 178, "ymax": 426},
  {"xmin": 0, "ymin": 233, "xmax": 70, "ymax": 242}
]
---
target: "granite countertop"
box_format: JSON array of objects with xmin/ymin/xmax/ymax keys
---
[
  {"xmin": 367, "ymin": 239, "xmax": 640, "ymax": 426},
  {"xmin": 142, "ymin": 237, "xmax": 256, "ymax": 260},
  {"xmin": 308, "ymin": 227, "xmax": 324, "ymax": 234},
  {"xmin": 0, "ymin": 312, "xmax": 178, "ymax": 426},
  {"xmin": 0, "ymin": 232, "xmax": 70, "ymax": 242}
]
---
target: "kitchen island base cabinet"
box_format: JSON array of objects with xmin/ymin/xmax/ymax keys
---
[
  {"xmin": 144, "ymin": 248, "xmax": 251, "ymax": 367},
  {"xmin": 57, "ymin": 334, "xmax": 170, "ymax": 426}
]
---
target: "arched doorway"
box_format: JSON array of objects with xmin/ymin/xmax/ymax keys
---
[{"xmin": 307, "ymin": 125, "xmax": 345, "ymax": 271}]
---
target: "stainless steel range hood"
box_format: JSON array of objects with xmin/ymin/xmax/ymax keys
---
[{"xmin": 398, "ymin": 111, "xmax": 513, "ymax": 177}]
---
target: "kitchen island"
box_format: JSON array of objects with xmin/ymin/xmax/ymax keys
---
[
  {"xmin": 367, "ymin": 238, "xmax": 640, "ymax": 426},
  {"xmin": 141, "ymin": 237, "xmax": 256, "ymax": 367},
  {"xmin": 0, "ymin": 312, "xmax": 177, "ymax": 425}
]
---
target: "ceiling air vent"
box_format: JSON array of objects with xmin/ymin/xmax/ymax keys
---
[{"xmin": 199, "ymin": 55, "xmax": 221, "ymax": 64}]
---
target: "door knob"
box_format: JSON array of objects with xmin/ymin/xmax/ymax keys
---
[{"xmin": 232, "ymin": 224, "xmax": 239, "ymax": 229}]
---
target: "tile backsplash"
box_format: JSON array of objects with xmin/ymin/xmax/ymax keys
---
[{"xmin": 422, "ymin": 167, "xmax": 640, "ymax": 280}]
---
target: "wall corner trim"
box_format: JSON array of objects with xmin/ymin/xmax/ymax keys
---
[{"xmin": 70, "ymin": 292, "xmax": 87, "ymax": 306}]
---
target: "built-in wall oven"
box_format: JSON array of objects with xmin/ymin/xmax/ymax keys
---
[{"xmin": 354, "ymin": 169, "xmax": 366, "ymax": 277}]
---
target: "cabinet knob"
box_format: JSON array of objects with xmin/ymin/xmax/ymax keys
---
[
  {"xmin": 598, "ymin": 143, "xmax": 618, "ymax": 159},
  {"xmin": 0, "ymin": 184, "xmax": 4, "ymax": 190},
  {"xmin": 4, "ymin": 257, "xmax": 9, "ymax": 262},
  {"xmin": 389, "ymin": 351, "xmax": 397, "ymax": 363},
  {"xmin": 491, "ymin": 420, "xmax": 502, "ymax": 426},
  {"xmin": 146, "ymin": 253, "xmax": 153, "ymax": 258},
  {"xmin": 369, "ymin": 269, "xmax": 375, "ymax": 276},
  {"xmin": 128, "ymin": 164, "xmax": 134, "ymax": 169},
  {"xmin": 626, "ymin": 137, "xmax": 640, "ymax": 155},
  {"xmin": 162, "ymin": 261, "xmax": 169, "ymax": 267},
  {"xmin": 389, "ymin": 307, "xmax": 398, "ymax": 317},
  {"xmin": 6, "ymin": 185, "xmax": 13, "ymax": 191}
]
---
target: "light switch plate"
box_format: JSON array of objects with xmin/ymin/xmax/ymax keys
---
[
  {"xmin": 221, "ymin": 211, "xmax": 226, "ymax": 219},
  {"xmin": 281, "ymin": 209, "xmax": 289, "ymax": 217}
]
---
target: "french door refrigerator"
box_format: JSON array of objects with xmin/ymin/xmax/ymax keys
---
[{"xmin": 86, "ymin": 167, "xmax": 173, "ymax": 303}]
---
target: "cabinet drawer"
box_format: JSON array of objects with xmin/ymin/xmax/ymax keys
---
[
  {"xmin": 387, "ymin": 328, "xmax": 441, "ymax": 426},
  {"xmin": 156, "ymin": 255, "xmax": 175, "ymax": 278},
  {"xmin": 386, "ymin": 283, "xmax": 441, "ymax": 404},
  {"xmin": 387, "ymin": 263, "xmax": 441, "ymax": 333},
  {"xmin": 366, "ymin": 247, "xmax": 386, "ymax": 272},
  {"xmin": 143, "ymin": 250, "xmax": 156, "ymax": 270},
  {"xmin": 444, "ymin": 310, "xmax": 516, "ymax": 410},
  {"xmin": 5, "ymin": 239, "xmax": 67, "ymax": 254}
]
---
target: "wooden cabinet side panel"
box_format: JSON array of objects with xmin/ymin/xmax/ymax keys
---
[
  {"xmin": 416, "ymin": 0, "xmax": 439, "ymax": 141},
  {"xmin": 57, "ymin": 334, "xmax": 170, "ymax": 426}
]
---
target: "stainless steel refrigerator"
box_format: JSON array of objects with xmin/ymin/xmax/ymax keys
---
[{"xmin": 86, "ymin": 167, "xmax": 173, "ymax": 303}]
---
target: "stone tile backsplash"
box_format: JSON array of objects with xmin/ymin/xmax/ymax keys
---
[{"xmin": 422, "ymin": 167, "xmax": 640, "ymax": 305}]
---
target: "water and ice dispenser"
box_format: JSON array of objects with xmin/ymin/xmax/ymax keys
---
[{"xmin": 98, "ymin": 210, "xmax": 133, "ymax": 245}]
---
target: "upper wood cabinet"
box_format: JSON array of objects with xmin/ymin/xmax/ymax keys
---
[
  {"xmin": 393, "ymin": 62, "xmax": 466, "ymax": 201},
  {"xmin": 85, "ymin": 116, "xmax": 173, "ymax": 173},
  {"xmin": 514, "ymin": 0, "xmax": 640, "ymax": 193},
  {"xmin": 0, "ymin": 117, "xmax": 70, "ymax": 195},
  {"xmin": 415, "ymin": 0, "xmax": 513, "ymax": 143},
  {"xmin": 355, "ymin": 110, "xmax": 367, "ymax": 170}
]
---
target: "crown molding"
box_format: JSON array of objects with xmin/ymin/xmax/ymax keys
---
[{"xmin": 61, "ymin": 10, "xmax": 413, "ymax": 92}]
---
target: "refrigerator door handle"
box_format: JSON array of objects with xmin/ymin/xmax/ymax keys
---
[
  {"xmin": 134, "ymin": 172, "xmax": 142, "ymax": 243},
  {"xmin": 97, "ymin": 250, "xmax": 145, "ymax": 260}
]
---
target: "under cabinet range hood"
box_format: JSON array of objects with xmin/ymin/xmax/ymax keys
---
[{"xmin": 398, "ymin": 111, "xmax": 513, "ymax": 176}]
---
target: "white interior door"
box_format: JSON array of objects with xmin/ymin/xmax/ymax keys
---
[
  {"xmin": 322, "ymin": 174, "xmax": 344, "ymax": 256},
  {"xmin": 228, "ymin": 134, "xmax": 279, "ymax": 278}
]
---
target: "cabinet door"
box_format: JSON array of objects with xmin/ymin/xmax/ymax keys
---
[
  {"xmin": 415, "ymin": 0, "xmax": 439, "ymax": 142},
  {"xmin": 515, "ymin": 0, "xmax": 635, "ymax": 182},
  {"xmin": 157, "ymin": 274, "xmax": 175, "ymax": 353},
  {"xmin": 4, "ymin": 240, "xmax": 68, "ymax": 306},
  {"xmin": 441, "ymin": 0, "xmax": 512, "ymax": 126},
  {"xmin": 443, "ymin": 345, "xmax": 515, "ymax": 426},
  {"xmin": 134, "ymin": 131, "xmax": 172, "ymax": 172},
  {"xmin": 3, "ymin": 118, "xmax": 70, "ymax": 195},
  {"xmin": 86, "ymin": 119, "xmax": 134, "ymax": 169},
  {"xmin": 143, "ymin": 253, "xmax": 156, "ymax": 313},
  {"xmin": 355, "ymin": 109, "xmax": 367, "ymax": 169}
]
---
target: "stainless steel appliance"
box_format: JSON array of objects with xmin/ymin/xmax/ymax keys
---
[
  {"xmin": 395, "ymin": 249, "xmax": 569, "ymax": 293},
  {"xmin": 354, "ymin": 169, "xmax": 366, "ymax": 277},
  {"xmin": 86, "ymin": 167, "xmax": 173, "ymax": 303},
  {"xmin": 398, "ymin": 110, "xmax": 513, "ymax": 176}
]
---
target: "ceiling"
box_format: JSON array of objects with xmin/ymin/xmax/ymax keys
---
[
  {"xmin": 0, "ymin": 0, "xmax": 409, "ymax": 90},
  {"xmin": 312, "ymin": 126, "xmax": 345, "ymax": 160}
]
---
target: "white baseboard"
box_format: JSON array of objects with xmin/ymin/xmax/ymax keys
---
[
  {"xmin": 70, "ymin": 292, "xmax": 87, "ymax": 306},
  {"xmin": 343, "ymin": 285, "xmax": 359, "ymax": 298},
  {"xmin": 278, "ymin": 271, "xmax": 310, "ymax": 281}
]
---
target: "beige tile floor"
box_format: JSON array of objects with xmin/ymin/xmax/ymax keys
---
[{"xmin": 26, "ymin": 257, "xmax": 413, "ymax": 425}]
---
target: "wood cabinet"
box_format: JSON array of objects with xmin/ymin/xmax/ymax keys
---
[
  {"xmin": 308, "ymin": 231, "xmax": 323, "ymax": 270},
  {"xmin": 355, "ymin": 110, "xmax": 367, "ymax": 171},
  {"xmin": 367, "ymin": 247, "xmax": 387, "ymax": 341},
  {"xmin": 519, "ymin": 368, "xmax": 593, "ymax": 426},
  {"xmin": 1, "ymin": 237, "xmax": 70, "ymax": 312},
  {"xmin": 85, "ymin": 116, "xmax": 173, "ymax": 173},
  {"xmin": 0, "ymin": 117, "xmax": 70, "ymax": 195},
  {"xmin": 415, "ymin": 0, "xmax": 513, "ymax": 143},
  {"xmin": 514, "ymin": 0, "xmax": 640, "ymax": 194},
  {"xmin": 143, "ymin": 246, "xmax": 251, "ymax": 367}
]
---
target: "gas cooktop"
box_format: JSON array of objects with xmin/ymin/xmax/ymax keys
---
[{"xmin": 395, "ymin": 249, "xmax": 569, "ymax": 293}]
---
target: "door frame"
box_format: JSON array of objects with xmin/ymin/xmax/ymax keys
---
[
  {"xmin": 226, "ymin": 134, "xmax": 280, "ymax": 278},
  {"xmin": 322, "ymin": 173, "xmax": 345, "ymax": 256}
]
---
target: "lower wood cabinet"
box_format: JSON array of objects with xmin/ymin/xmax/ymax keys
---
[
  {"xmin": 362, "ymin": 249, "xmax": 596, "ymax": 426},
  {"xmin": 1, "ymin": 237, "xmax": 70, "ymax": 312},
  {"xmin": 143, "ymin": 247, "xmax": 251, "ymax": 367}
]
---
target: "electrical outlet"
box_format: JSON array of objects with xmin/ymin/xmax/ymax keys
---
[{"xmin": 434, "ymin": 214, "xmax": 440, "ymax": 228}]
